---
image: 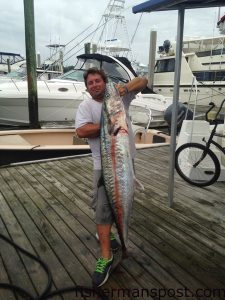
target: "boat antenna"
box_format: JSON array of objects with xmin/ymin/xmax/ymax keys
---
[
  {"xmin": 218, "ymin": 6, "xmax": 221, "ymax": 21},
  {"xmin": 62, "ymin": 19, "xmax": 112, "ymax": 63},
  {"xmin": 130, "ymin": 13, "xmax": 143, "ymax": 45},
  {"xmin": 41, "ymin": 19, "xmax": 112, "ymax": 70},
  {"xmin": 37, "ymin": 23, "xmax": 94, "ymax": 78},
  {"xmin": 45, "ymin": 23, "xmax": 93, "ymax": 64},
  {"xmin": 90, "ymin": 0, "xmax": 133, "ymax": 59}
]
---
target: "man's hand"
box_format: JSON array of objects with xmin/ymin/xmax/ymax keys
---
[
  {"xmin": 115, "ymin": 77, "xmax": 148, "ymax": 97},
  {"xmin": 115, "ymin": 84, "xmax": 128, "ymax": 97}
]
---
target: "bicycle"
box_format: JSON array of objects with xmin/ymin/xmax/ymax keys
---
[{"xmin": 175, "ymin": 98, "xmax": 225, "ymax": 187}]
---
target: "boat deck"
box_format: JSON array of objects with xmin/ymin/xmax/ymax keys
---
[{"xmin": 0, "ymin": 146, "xmax": 225, "ymax": 300}]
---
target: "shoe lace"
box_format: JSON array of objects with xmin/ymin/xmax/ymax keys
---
[
  {"xmin": 95, "ymin": 257, "xmax": 109, "ymax": 273},
  {"xmin": 110, "ymin": 232, "xmax": 116, "ymax": 240}
]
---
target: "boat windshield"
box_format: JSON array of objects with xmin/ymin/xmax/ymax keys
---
[
  {"xmin": 0, "ymin": 67, "xmax": 26, "ymax": 80},
  {"xmin": 58, "ymin": 56, "xmax": 131, "ymax": 83},
  {"xmin": 77, "ymin": 57, "xmax": 130, "ymax": 83},
  {"xmin": 58, "ymin": 69, "xmax": 85, "ymax": 81},
  {"xmin": 7, "ymin": 67, "xmax": 26, "ymax": 78}
]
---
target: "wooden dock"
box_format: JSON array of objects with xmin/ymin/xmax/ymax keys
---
[{"xmin": 0, "ymin": 145, "xmax": 224, "ymax": 300}]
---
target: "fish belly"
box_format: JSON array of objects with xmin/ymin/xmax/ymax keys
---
[{"xmin": 101, "ymin": 129, "xmax": 134, "ymax": 246}]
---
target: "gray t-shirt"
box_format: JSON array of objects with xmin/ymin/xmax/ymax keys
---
[{"xmin": 75, "ymin": 92, "xmax": 136, "ymax": 170}]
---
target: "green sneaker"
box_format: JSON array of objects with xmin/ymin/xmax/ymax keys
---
[
  {"xmin": 95, "ymin": 232, "xmax": 120, "ymax": 251},
  {"xmin": 92, "ymin": 256, "xmax": 114, "ymax": 287}
]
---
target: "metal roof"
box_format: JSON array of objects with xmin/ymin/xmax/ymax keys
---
[{"xmin": 133, "ymin": 0, "xmax": 225, "ymax": 13}]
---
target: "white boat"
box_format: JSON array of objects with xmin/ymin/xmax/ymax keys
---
[
  {"xmin": 0, "ymin": 127, "xmax": 170, "ymax": 167},
  {"xmin": 0, "ymin": 53, "xmax": 172, "ymax": 127},
  {"xmin": 153, "ymin": 34, "xmax": 225, "ymax": 108},
  {"xmin": 0, "ymin": 66, "xmax": 62, "ymax": 84}
]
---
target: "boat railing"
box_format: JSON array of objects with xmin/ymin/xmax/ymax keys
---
[
  {"xmin": 10, "ymin": 78, "xmax": 21, "ymax": 92},
  {"xmin": 43, "ymin": 80, "xmax": 51, "ymax": 92}
]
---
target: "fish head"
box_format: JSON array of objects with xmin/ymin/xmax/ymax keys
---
[{"xmin": 104, "ymin": 83, "xmax": 128, "ymax": 135}]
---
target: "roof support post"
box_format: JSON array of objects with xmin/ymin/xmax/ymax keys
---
[{"xmin": 168, "ymin": 6, "xmax": 185, "ymax": 207}]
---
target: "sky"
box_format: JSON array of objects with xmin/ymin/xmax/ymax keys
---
[{"xmin": 1, "ymin": 0, "xmax": 225, "ymax": 67}]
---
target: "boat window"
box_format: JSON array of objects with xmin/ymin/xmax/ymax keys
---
[
  {"xmin": 196, "ymin": 48, "xmax": 225, "ymax": 57},
  {"xmin": 155, "ymin": 58, "xmax": 175, "ymax": 73},
  {"xmin": 193, "ymin": 71, "xmax": 225, "ymax": 81},
  {"xmin": 202, "ymin": 62, "xmax": 225, "ymax": 66},
  {"xmin": 82, "ymin": 59, "xmax": 101, "ymax": 70},
  {"xmin": 72, "ymin": 58, "xmax": 102, "ymax": 72},
  {"xmin": 101, "ymin": 61, "xmax": 130, "ymax": 83}
]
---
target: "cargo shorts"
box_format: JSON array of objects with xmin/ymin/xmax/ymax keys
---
[{"xmin": 92, "ymin": 169, "xmax": 114, "ymax": 225}]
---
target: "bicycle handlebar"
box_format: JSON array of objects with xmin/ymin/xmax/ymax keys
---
[
  {"xmin": 205, "ymin": 98, "xmax": 225, "ymax": 124},
  {"xmin": 205, "ymin": 102, "xmax": 215, "ymax": 123}
]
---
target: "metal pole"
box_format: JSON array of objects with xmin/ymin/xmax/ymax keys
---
[
  {"xmin": 148, "ymin": 29, "xmax": 157, "ymax": 90},
  {"xmin": 7, "ymin": 58, "xmax": 11, "ymax": 73},
  {"xmin": 23, "ymin": 0, "xmax": 40, "ymax": 128},
  {"xmin": 168, "ymin": 7, "xmax": 185, "ymax": 207}
]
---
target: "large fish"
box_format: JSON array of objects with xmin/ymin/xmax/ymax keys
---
[{"xmin": 100, "ymin": 82, "xmax": 143, "ymax": 255}]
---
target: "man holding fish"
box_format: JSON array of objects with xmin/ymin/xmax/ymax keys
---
[{"xmin": 76, "ymin": 68, "xmax": 147, "ymax": 287}]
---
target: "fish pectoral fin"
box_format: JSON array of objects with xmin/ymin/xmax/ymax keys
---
[
  {"xmin": 110, "ymin": 125, "xmax": 129, "ymax": 136},
  {"xmin": 113, "ymin": 126, "xmax": 121, "ymax": 136},
  {"xmin": 134, "ymin": 177, "xmax": 144, "ymax": 191},
  {"xmin": 108, "ymin": 124, "xmax": 121, "ymax": 136},
  {"xmin": 97, "ymin": 176, "xmax": 104, "ymax": 188}
]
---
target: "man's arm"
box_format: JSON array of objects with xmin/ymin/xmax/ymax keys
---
[
  {"xmin": 116, "ymin": 77, "xmax": 148, "ymax": 96},
  {"xmin": 76, "ymin": 123, "xmax": 100, "ymax": 138}
]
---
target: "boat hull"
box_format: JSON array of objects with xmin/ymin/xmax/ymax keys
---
[
  {"xmin": 0, "ymin": 96, "xmax": 84, "ymax": 126},
  {"xmin": 153, "ymin": 83, "xmax": 225, "ymax": 107},
  {"xmin": 0, "ymin": 80, "xmax": 87, "ymax": 125},
  {"xmin": 0, "ymin": 128, "xmax": 170, "ymax": 166},
  {"xmin": 0, "ymin": 148, "xmax": 91, "ymax": 167}
]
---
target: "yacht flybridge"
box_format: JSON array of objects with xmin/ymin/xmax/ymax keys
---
[
  {"xmin": 0, "ymin": 53, "xmax": 172, "ymax": 127},
  {"xmin": 153, "ymin": 36, "xmax": 225, "ymax": 108}
]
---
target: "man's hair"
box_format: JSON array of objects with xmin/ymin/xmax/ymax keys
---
[{"xmin": 83, "ymin": 68, "xmax": 108, "ymax": 87}]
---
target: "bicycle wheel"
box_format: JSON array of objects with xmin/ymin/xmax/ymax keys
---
[{"xmin": 175, "ymin": 143, "xmax": 220, "ymax": 187}]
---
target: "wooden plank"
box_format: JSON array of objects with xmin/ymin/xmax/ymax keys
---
[
  {"xmin": 0, "ymin": 215, "xmax": 37, "ymax": 300},
  {"xmin": 0, "ymin": 253, "xmax": 16, "ymax": 300},
  {"xmin": 36, "ymin": 158, "xmax": 216, "ymax": 298},
  {"xmin": 8, "ymin": 166, "xmax": 90, "ymax": 284},
  {"xmin": 134, "ymin": 194, "xmax": 225, "ymax": 259},
  {"xmin": 22, "ymin": 163, "xmax": 162, "ymax": 298},
  {"xmin": 13, "ymin": 165, "xmax": 133, "ymax": 298},
  {"xmin": 134, "ymin": 152, "xmax": 225, "ymax": 237},
  {"xmin": 132, "ymin": 209, "xmax": 225, "ymax": 289},
  {"xmin": 0, "ymin": 168, "xmax": 83, "ymax": 300},
  {"xmin": 0, "ymin": 145, "xmax": 224, "ymax": 300}
]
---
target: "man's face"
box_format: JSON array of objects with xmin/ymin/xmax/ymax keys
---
[{"xmin": 86, "ymin": 73, "xmax": 106, "ymax": 101}]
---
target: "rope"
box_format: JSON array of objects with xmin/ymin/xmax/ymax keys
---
[{"xmin": 0, "ymin": 233, "xmax": 108, "ymax": 300}]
